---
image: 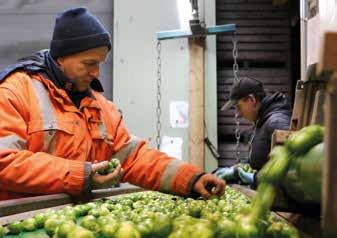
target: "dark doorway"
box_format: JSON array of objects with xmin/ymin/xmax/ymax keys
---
[{"xmin": 216, "ymin": 0, "xmax": 300, "ymax": 166}]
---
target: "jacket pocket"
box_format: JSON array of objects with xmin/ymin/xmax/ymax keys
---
[
  {"xmin": 28, "ymin": 120, "xmax": 76, "ymax": 134},
  {"xmin": 88, "ymin": 119, "xmax": 114, "ymax": 143},
  {"xmin": 27, "ymin": 120, "xmax": 77, "ymax": 153}
]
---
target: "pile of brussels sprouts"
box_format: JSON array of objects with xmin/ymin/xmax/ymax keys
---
[
  {"xmin": 98, "ymin": 158, "xmax": 120, "ymax": 175},
  {"xmin": 0, "ymin": 187, "xmax": 298, "ymax": 238}
]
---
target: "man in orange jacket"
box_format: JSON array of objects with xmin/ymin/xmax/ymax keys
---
[{"xmin": 0, "ymin": 7, "xmax": 225, "ymax": 201}]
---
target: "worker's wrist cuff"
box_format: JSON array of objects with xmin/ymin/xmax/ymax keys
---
[
  {"xmin": 83, "ymin": 162, "xmax": 92, "ymax": 194},
  {"xmin": 247, "ymin": 172, "xmax": 255, "ymax": 183},
  {"xmin": 188, "ymin": 172, "xmax": 207, "ymax": 198}
]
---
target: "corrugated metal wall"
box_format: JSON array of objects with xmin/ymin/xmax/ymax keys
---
[{"xmin": 216, "ymin": 0, "xmax": 294, "ymax": 166}]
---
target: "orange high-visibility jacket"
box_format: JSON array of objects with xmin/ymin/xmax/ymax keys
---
[{"xmin": 0, "ymin": 72, "xmax": 202, "ymax": 200}]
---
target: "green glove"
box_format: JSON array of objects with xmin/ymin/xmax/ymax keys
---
[
  {"xmin": 237, "ymin": 167, "xmax": 255, "ymax": 184},
  {"xmin": 213, "ymin": 166, "xmax": 237, "ymax": 181}
]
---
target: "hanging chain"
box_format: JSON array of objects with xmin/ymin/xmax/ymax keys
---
[
  {"xmin": 232, "ymin": 32, "xmax": 241, "ymax": 162},
  {"xmin": 232, "ymin": 32, "xmax": 239, "ymax": 83},
  {"xmin": 156, "ymin": 41, "xmax": 162, "ymax": 150}
]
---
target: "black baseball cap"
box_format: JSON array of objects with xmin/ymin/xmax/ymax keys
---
[{"xmin": 221, "ymin": 77, "xmax": 264, "ymax": 110}]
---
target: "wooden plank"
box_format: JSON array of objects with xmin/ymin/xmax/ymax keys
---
[
  {"xmin": 219, "ymin": 149, "xmax": 250, "ymax": 156},
  {"xmin": 188, "ymin": 38, "xmax": 205, "ymax": 170},
  {"xmin": 232, "ymin": 27, "xmax": 290, "ymax": 35},
  {"xmin": 218, "ymin": 34, "xmax": 289, "ymax": 43},
  {"xmin": 218, "ymin": 68, "xmax": 289, "ymax": 77},
  {"xmin": 217, "ymin": 51, "xmax": 288, "ymax": 61},
  {"xmin": 217, "ymin": 0, "xmax": 276, "ymax": 3},
  {"xmin": 219, "ymin": 151, "xmax": 249, "ymax": 159},
  {"xmin": 217, "ymin": 84, "xmax": 291, "ymax": 94},
  {"xmin": 216, "ymin": 19, "xmax": 289, "ymax": 27},
  {"xmin": 218, "ymin": 143, "xmax": 249, "ymax": 151},
  {"xmin": 217, "ymin": 77, "xmax": 290, "ymax": 86},
  {"xmin": 217, "ymin": 93, "xmax": 230, "ymax": 101},
  {"xmin": 317, "ymin": 33, "xmax": 337, "ymax": 74},
  {"xmin": 300, "ymin": 79, "xmax": 325, "ymax": 126},
  {"xmin": 218, "ymin": 77, "xmax": 289, "ymax": 85},
  {"xmin": 218, "ymin": 158, "xmax": 238, "ymax": 167},
  {"xmin": 218, "ymin": 117, "xmax": 252, "ymax": 125},
  {"xmin": 216, "ymin": 11, "xmax": 288, "ymax": 19},
  {"xmin": 217, "ymin": 109, "xmax": 237, "ymax": 117},
  {"xmin": 290, "ymin": 80, "xmax": 305, "ymax": 130},
  {"xmin": 309, "ymin": 90, "xmax": 325, "ymax": 125},
  {"xmin": 302, "ymin": 83, "xmax": 315, "ymax": 128},
  {"xmin": 271, "ymin": 129, "xmax": 293, "ymax": 149},
  {"xmin": 217, "ymin": 42, "xmax": 289, "ymax": 51},
  {"xmin": 216, "ymin": 3, "xmax": 288, "ymax": 11},
  {"xmin": 322, "ymin": 73, "xmax": 337, "ymax": 237},
  {"xmin": 291, "ymin": 80, "xmax": 326, "ymax": 130},
  {"xmin": 218, "ymin": 109, "xmax": 244, "ymax": 118},
  {"xmin": 319, "ymin": 33, "xmax": 337, "ymax": 236},
  {"xmin": 218, "ymin": 124, "xmax": 253, "ymax": 135}
]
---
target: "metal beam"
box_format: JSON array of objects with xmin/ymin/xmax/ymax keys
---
[{"xmin": 156, "ymin": 24, "xmax": 236, "ymax": 41}]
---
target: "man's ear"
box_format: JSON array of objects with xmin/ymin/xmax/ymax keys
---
[
  {"xmin": 56, "ymin": 57, "xmax": 63, "ymax": 66},
  {"xmin": 248, "ymin": 94, "xmax": 257, "ymax": 104},
  {"xmin": 56, "ymin": 57, "xmax": 66, "ymax": 71},
  {"xmin": 248, "ymin": 94, "xmax": 256, "ymax": 102}
]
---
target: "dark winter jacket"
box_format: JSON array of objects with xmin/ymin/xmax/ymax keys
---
[{"xmin": 250, "ymin": 92, "xmax": 292, "ymax": 170}]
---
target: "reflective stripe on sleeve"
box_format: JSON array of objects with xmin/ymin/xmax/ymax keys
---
[
  {"xmin": 112, "ymin": 136, "xmax": 141, "ymax": 164},
  {"xmin": 0, "ymin": 135, "xmax": 27, "ymax": 150},
  {"xmin": 159, "ymin": 159, "xmax": 183, "ymax": 193}
]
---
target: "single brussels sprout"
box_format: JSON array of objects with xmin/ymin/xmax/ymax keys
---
[
  {"xmin": 7, "ymin": 221, "xmax": 23, "ymax": 235},
  {"xmin": 44, "ymin": 217, "xmax": 62, "ymax": 236},
  {"xmin": 55, "ymin": 220, "xmax": 76, "ymax": 238},
  {"xmin": 0, "ymin": 225, "xmax": 5, "ymax": 238},
  {"xmin": 22, "ymin": 218, "xmax": 37, "ymax": 232},
  {"xmin": 67, "ymin": 226, "xmax": 95, "ymax": 238},
  {"xmin": 114, "ymin": 222, "xmax": 141, "ymax": 238}
]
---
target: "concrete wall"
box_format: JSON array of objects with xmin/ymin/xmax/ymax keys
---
[
  {"xmin": 0, "ymin": 0, "xmax": 113, "ymax": 99},
  {"xmin": 113, "ymin": 0, "xmax": 218, "ymax": 172}
]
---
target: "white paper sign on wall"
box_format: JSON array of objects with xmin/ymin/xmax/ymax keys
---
[{"xmin": 169, "ymin": 101, "xmax": 189, "ymax": 128}]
